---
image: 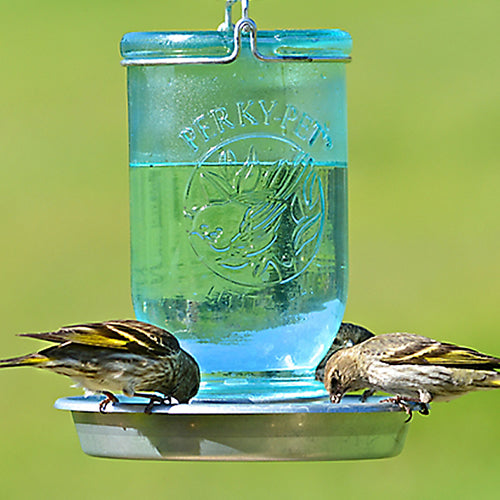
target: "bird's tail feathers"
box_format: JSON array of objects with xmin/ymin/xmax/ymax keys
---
[
  {"xmin": 488, "ymin": 377, "xmax": 500, "ymax": 388},
  {"xmin": 0, "ymin": 353, "xmax": 49, "ymax": 368},
  {"xmin": 476, "ymin": 373, "xmax": 500, "ymax": 389}
]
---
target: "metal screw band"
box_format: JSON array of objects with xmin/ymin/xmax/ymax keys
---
[{"xmin": 121, "ymin": 0, "xmax": 351, "ymax": 66}]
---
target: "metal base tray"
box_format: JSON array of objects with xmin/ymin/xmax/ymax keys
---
[{"xmin": 55, "ymin": 395, "xmax": 417, "ymax": 461}]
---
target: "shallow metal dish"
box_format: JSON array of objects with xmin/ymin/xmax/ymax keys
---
[{"xmin": 54, "ymin": 395, "xmax": 419, "ymax": 461}]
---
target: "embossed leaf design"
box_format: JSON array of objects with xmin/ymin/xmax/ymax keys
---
[
  {"xmin": 290, "ymin": 164, "xmax": 323, "ymax": 258},
  {"xmin": 231, "ymin": 146, "xmax": 261, "ymax": 195},
  {"xmin": 186, "ymin": 142, "xmax": 324, "ymax": 286},
  {"xmin": 198, "ymin": 170, "xmax": 233, "ymax": 202}
]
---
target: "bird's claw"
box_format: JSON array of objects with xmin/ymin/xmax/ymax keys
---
[
  {"xmin": 144, "ymin": 396, "xmax": 166, "ymax": 414},
  {"xmin": 380, "ymin": 395, "xmax": 416, "ymax": 422},
  {"xmin": 134, "ymin": 393, "xmax": 172, "ymax": 414},
  {"xmin": 99, "ymin": 391, "xmax": 119, "ymax": 414},
  {"xmin": 380, "ymin": 396, "xmax": 431, "ymax": 422},
  {"xmin": 360, "ymin": 389, "xmax": 375, "ymax": 402}
]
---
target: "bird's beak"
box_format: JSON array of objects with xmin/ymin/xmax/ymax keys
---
[{"xmin": 330, "ymin": 392, "xmax": 343, "ymax": 404}]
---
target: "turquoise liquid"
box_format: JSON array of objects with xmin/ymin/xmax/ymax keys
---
[
  {"xmin": 130, "ymin": 159, "xmax": 347, "ymax": 399},
  {"xmin": 123, "ymin": 29, "xmax": 351, "ymax": 399}
]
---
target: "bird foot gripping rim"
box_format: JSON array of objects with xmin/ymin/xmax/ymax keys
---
[
  {"xmin": 379, "ymin": 396, "xmax": 430, "ymax": 423},
  {"xmin": 98, "ymin": 392, "xmax": 173, "ymax": 414}
]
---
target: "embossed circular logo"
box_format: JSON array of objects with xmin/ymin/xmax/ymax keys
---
[{"xmin": 184, "ymin": 135, "xmax": 324, "ymax": 287}]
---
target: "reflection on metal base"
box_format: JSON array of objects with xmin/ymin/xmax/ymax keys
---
[{"xmin": 55, "ymin": 395, "xmax": 418, "ymax": 461}]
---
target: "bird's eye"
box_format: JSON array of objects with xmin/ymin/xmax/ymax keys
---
[
  {"xmin": 345, "ymin": 340, "xmax": 354, "ymax": 348},
  {"xmin": 329, "ymin": 376, "xmax": 339, "ymax": 393}
]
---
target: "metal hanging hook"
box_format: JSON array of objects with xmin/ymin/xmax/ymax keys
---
[
  {"xmin": 217, "ymin": 0, "xmax": 239, "ymax": 32},
  {"xmin": 121, "ymin": 0, "xmax": 351, "ymax": 66}
]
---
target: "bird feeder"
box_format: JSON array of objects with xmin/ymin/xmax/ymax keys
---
[{"xmin": 56, "ymin": 0, "xmax": 415, "ymax": 460}]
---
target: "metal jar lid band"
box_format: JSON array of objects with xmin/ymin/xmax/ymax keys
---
[{"xmin": 121, "ymin": 0, "xmax": 352, "ymax": 66}]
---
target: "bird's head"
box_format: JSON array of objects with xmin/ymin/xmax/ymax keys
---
[
  {"xmin": 324, "ymin": 365, "xmax": 347, "ymax": 403},
  {"xmin": 170, "ymin": 350, "xmax": 201, "ymax": 404},
  {"xmin": 324, "ymin": 350, "xmax": 364, "ymax": 404}
]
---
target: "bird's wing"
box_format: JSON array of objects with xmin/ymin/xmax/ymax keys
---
[
  {"xmin": 19, "ymin": 320, "xmax": 180, "ymax": 355},
  {"xmin": 379, "ymin": 334, "xmax": 500, "ymax": 370}
]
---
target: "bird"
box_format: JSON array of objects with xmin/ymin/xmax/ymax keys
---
[
  {"xmin": 315, "ymin": 322, "xmax": 375, "ymax": 383},
  {"xmin": 324, "ymin": 332, "xmax": 500, "ymax": 420},
  {"xmin": 0, "ymin": 319, "xmax": 200, "ymax": 413}
]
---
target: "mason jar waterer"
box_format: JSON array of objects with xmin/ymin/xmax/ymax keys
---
[
  {"xmin": 54, "ymin": 2, "xmax": 417, "ymax": 461},
  {"xmin": 121, "ymin": 1, "xmax": 352, "ymax": 401}
]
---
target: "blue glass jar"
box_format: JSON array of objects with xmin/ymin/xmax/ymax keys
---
[{"xmin": 121, "ymin": 24, "xmax": 351, "ymax": 401}]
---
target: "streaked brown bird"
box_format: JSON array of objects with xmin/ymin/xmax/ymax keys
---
[
  {"xmin": 315, "ymin": 322, "xmax": 375, "ymax": 383},
  {"xmin": 324, "ymin": 332, "xmax": 500, "ymax": 420},
  {"xmin": 0, "ymin": 319, "xmax": 200, "ymax": 413}
]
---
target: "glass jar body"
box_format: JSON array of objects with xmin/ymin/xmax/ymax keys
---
[{"xmin": 123, "ymin": 30, "xmax": 350, "ymax": 400}]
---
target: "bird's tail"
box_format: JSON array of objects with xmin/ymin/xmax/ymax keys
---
[
  {"xmin": 0, "ymin": 353, "xmax": 49, "ymax": 368},
  {"xmin": 477, "ymin": 373, "xmax": 500, "ymax": 389}
]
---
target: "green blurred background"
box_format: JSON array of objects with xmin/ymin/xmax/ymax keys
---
[{"xmin": 1, "ymin": 0, "xmax": 498, "ymax": 497}]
